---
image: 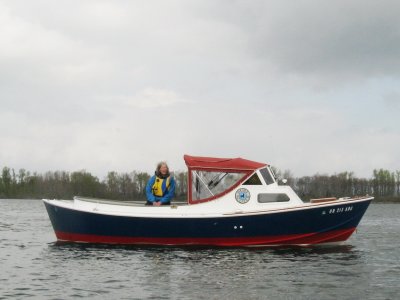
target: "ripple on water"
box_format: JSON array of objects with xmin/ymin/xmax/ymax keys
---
[{"xmin": 0, "ymin": 200, "xmax": 400, "ymax": 299}]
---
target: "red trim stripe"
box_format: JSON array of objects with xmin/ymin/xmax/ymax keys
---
[{"xmin": 55, "ymin": 227, "xmax": 356, "ymax": 246}]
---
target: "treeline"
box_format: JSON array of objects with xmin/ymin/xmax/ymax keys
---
[
  {"xmin": 0, "ymin": 167, "xmax": 399, "ymax": 202},
  {"xmin": 276, "ymin": 169, "xmax": 400, "ymax": 202},
  {"xmin": 0, "ymin": 167, "xmax": 187, "ymax": 201}
]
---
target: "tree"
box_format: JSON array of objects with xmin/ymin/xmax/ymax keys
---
[
  {"xmin": 174, "ymin": 171, "xmax": 188, "ymax": 200},
  {"xmin": 1, "ymin": 167, "xmax": 12, "ymax": 198},
  {"xmin": 105, "ymin": 171, "xmax": 119, "ymax": 198},
  {"xmin": 136, "ymin": 172, "xmax": 150, "ymax": 196},
  {"xmin": 71, "ymin": 170, "xmax": 100, "ymax": 198}
]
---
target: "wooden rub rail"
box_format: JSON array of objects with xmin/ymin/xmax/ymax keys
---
[
  {"xmin": 310, "ymin": 195, "xmax": 371, "ymax": 204},
  {"xmin": 310, "ymin": 197, "xmax": 337, "ymax": 204}
]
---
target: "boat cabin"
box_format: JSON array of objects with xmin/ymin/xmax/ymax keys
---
[{"xmin": 184, "ymin": 155, "xmax": 301, "ymax": 206}]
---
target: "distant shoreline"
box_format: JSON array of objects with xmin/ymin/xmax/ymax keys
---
[{"xmin": 1, "ymin": 167, "xmax": 399, "ymax": 203}]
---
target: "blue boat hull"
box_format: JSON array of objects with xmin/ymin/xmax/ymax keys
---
[{"xmin": 43, "ymin": 199, "xmax": 371, "ymax": 246}]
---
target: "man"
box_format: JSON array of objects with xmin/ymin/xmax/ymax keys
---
[{"xmin": 145, "ymin": 161, "xmax": 175, "ymax": 206}]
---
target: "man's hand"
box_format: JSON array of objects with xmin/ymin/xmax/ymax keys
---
[{"xmin": 153, "ymin": 201, "xmax": 161, "ymax": 206}]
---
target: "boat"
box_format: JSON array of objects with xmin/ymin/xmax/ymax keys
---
[{"xmin": 43, "ymin": 155, "xmax": 373, "ymax": 247}]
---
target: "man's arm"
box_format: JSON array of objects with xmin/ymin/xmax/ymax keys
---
[{"xmin": 145, "ymin": 176, "xmax": 156, "ymax": 202}]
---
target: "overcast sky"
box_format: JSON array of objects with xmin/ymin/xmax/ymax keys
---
[{"xmin": 0, "ymin": 0, "xmax": 399, "ymax": 178}]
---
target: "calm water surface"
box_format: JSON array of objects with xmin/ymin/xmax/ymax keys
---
[{"xmin": 0, "ymin": 200, "xmax": 399, "ymax": 299}]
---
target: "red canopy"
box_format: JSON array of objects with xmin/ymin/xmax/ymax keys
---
[{"xmin": 184, "ymin": 154, "xmax": 267, "ymax": 171}]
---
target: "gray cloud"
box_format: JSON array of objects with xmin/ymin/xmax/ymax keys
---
[
  {"xmin": 0, "ymin": 0, "xmax": 399, "ymax": 177},
  {"xmin": 193, "ymin": 1, "xmax": 400, "ymax": 83},
  {"xmin": 383, "ymin": 91, "xmax": 400, "ymax": 109}
]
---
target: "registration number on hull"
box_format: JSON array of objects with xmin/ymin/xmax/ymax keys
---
[{"xmin": 322, "ymin": 206, "xmax": 353, "ymax": 215}]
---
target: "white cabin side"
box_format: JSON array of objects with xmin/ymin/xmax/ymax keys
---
[{"xmin": 187, "ymin": 167, "xmax": 304, "ymax": 214}]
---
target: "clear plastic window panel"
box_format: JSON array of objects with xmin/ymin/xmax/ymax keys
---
[
  {"xmin": 191, "ymin": 170, "xmax": 246, "ymax": 201},
  {"xmin": 260, "ymin": 167, "xmax": 275, "ymax": 185}
]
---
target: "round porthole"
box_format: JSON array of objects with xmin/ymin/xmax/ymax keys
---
[{"xmin": 235, "ymin": 188, "xmax": 251, "ymax": 204}]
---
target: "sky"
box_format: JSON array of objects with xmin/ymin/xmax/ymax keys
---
[{"xmin": 0, "ymin": 0, "xmax": 399, "ymax": 178}]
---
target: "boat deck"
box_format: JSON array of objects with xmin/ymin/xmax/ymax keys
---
[{"xmin": 73, "ymin": 196, "xmax": 189, "ymax": 206}]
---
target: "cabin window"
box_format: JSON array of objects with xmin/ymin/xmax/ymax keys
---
[
  {"xmin": 191, "ymin": 170, "xmax": 246, "ymax": 201},
  {"xmin": 257, "ymin": 193, "xmax": 290, "ymax": 203},
  {"xmin": 243, "ymin": 173, "xmax": 262, "ymax": 185},
  {"xmin": 260, "ymin": 168, "xmax": 275, "ymax": 185}
]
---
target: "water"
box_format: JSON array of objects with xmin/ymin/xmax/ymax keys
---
[{"xmin": 0, "ymin": 200, "xmax": 399, "ymax": 300}]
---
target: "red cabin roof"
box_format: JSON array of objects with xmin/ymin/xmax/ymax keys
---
[{"xmin": 184, "ymin": 154, "xmax": 267, "ymax": 171}]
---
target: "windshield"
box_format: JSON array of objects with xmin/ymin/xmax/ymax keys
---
[{"xmin": 191, "ymin": 170, "xmax": 246, "ymax": 201}]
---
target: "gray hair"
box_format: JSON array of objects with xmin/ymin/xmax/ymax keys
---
[{"xmin": 156, "ymin": 161, "xmax": 169, "ymax": 173}]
